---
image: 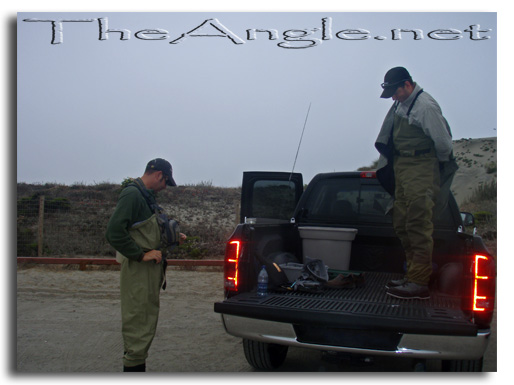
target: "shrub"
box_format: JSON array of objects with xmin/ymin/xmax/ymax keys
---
[
  {"xmin": 357, "ymin": 159, "xmax": 379, "ymax": 171},
  {"xmin": 121, "ymin": 177, "xmax": 135, "ymax": 188},
  {"xmin": 172, "ymin": 236, "xmax": 208, "ymax": 259},
  {"xmin": 474, "ymin": 211, "xmax": 494, "ymax": 224},
  {"xmin": 17, "ymin": 227, "xmax": 36, "ymax": 256},
  {"xmin": 485, "ymin": 162, "xmax": 497, "ymax": 174},
  {"xmin": 45, "ymin": 197, "xmax": 71, "ymax": 213},
  {"xmin": 17, "ymin": 194, "xmax": 71, "ymax": 215},
  {"xmin": 467, "ymin": 180, "xmax": 497, "ymax": 202}
]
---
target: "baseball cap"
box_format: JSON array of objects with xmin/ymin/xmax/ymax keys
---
[
  {"xmin": 380, "ymin": 67, "xmax": 412, "ymax": 98},
  {"xmin": 146, "ymin": 158, "xmax": 177, "ymax": 186}
]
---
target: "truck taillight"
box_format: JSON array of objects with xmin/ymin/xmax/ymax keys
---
[
  {"xmin": 225, "ymin": 240, "xmax": 240, "ymax": 291},
  {"xmin": 472, "ymin": 254, "xmax": 496, "ymax": 327}
]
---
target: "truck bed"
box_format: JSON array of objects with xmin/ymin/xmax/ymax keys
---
[{"xmin": 215, "ymin": 271, "xmax": 477, "ymax": 342}]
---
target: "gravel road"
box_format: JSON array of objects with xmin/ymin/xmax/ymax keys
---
[{"xmin": 16, "ymin": 265, "xmax": 497, "ymax": 373}]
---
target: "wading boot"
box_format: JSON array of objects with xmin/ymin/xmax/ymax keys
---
[
  {"xmin": 123, "ymin": 363, "xmax": 146, "ymax": 372},
  {"xmin": 385, "ymin": 277, "xmax": 408, "ymax": 289},
  {"xmin": 386, "ymin": 282, "xmax": 430, "ymax": 300}
]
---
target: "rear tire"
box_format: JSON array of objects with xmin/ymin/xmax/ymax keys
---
[
  {"xmin": 442, "ymin": 358, "xmax": 483, "ymax": 372},
  {"xmin": 243, "ymin": 339, "xmax": 288, "ymax": 370}
]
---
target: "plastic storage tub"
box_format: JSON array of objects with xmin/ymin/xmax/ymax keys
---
[{"xmin": 298, "ymin": 226, "xmax": 358, "ymax": 270}]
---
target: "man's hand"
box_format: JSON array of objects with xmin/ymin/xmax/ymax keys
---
[
  {"xmin": 179, "ymin": 233, "xmax": 187, "ymax": 245},
  {"xmin": 142, "ymin": 250, "xmax": 162, "ymax": 263}
]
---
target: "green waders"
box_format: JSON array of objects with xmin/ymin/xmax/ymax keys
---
[
  {"xmin": 120, "ymin": 257, "xmax": 164, "ymax": 368},
  {"xmin": 392, "ymin": 112, "xmax": 440, "ymax": 286}
]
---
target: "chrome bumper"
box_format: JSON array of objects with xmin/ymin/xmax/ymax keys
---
[{"xmin": 221, "ymin": 314, "xmax": 490, "ymax": 360}]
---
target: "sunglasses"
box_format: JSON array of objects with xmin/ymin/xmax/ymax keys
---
[{"xmin": 381, "ymin": 79, "xmax": 409, "ymax": 89}]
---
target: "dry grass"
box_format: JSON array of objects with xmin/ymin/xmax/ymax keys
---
[{"xmin": 17, "ymin": 182, "xmax": 241, "ymax": 259}]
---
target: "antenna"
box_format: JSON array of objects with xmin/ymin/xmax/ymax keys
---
[{"xmin": 290, "ymin": 102, "xmax": 312, "ymax": 181}]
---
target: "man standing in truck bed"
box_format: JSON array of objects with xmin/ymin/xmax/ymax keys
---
[{"xmin": 375, "ymin": 67, "xmax": 458, "ymax": 300}]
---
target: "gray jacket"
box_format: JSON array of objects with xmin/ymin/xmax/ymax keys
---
[{"xmin": 374, "ymin": 83, "xmax": 458, "ymax": 215}]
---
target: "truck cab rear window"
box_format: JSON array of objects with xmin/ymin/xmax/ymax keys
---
[
  {"xmin": 301, "ymin": 178, "xmax": 393, "ymax": 224},
  {"xmin": 252, "ymin": 180, "xmax": 297, "ymax": 220}
]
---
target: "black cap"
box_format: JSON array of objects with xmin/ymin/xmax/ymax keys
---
[
  {"xmin": 146, "ymin": 158, "xmax": 177, "ymax": 186},
  {"xmin": 380, "ymin": 67, "xmax": 412, "ymax": 98}
]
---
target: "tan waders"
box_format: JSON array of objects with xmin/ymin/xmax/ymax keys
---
[
  {"xmin": 120, "ymin": 257, "xmax": 164, "ymax": 368},
  {"xmin": 392, "ymin": 109, "xmax": 440, "ymax": 286}
]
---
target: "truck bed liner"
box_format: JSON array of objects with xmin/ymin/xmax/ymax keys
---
[{"xmin": 215, "ymin": 272, "xmax": 477, "ymax": 337}]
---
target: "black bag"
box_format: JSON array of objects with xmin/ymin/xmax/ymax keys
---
[
  {"xmin": 129, "ymin": 179, "xmax": 180, "ymax": 250},
  {"xmin": 257, "ymin": 252, "xmax": 299, "ymax": 290},
  {"xmin": 157, "ymin": 214, "xmax": 180, "ymax": 248}
]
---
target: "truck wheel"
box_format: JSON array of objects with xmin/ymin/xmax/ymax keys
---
[
  {"xmin": 442, "ymin": 358, "xmax": 483, "ymax": 372},
  {"xmin": 243, "ymin": 339, "xmax": 288, "ymax": 370}
]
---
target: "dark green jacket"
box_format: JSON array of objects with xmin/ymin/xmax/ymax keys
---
[{"xmin": 106, "ymin": 179, "xmax": 157, "ymax": 261}]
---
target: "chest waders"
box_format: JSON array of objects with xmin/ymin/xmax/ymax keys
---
[
  {"xmin": 392, "ymin": 90, "xmax": 440, "ymax": 286},
  {"xmin": 120, "ymin": 179, "xmax": 165, "ymax": 370}
]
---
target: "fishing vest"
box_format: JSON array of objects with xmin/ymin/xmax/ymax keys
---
[
  {"xmin": 116, "ymin": 178, "xmax": 180, "ymax": 290},
  {"xmin": 393, "ymin": 90, "xmax": 436, "ymax": 157}
]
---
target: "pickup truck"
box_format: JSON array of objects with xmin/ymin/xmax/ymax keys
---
[{"xmin": 214, "ymin": 171, "xmax": 496, "ymax": 371}]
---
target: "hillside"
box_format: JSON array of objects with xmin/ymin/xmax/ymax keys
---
[
  {"xmin": 451, "ymin": 137, "xmax": 497, "ymax": 205},
  {"xmin": 16, "ymin": 182, "xmax": 241, "ymax": 259},
  {"xmin": 16, "ymin": 137, "xmax": 496, "ymax": 258}
]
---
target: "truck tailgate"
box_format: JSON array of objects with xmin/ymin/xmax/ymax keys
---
[{"xmin": 214, "ymin": 272, "xmax": 477, "ymax": 337}]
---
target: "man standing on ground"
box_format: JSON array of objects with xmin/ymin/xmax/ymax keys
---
[
  {"xmin": 106, "ymin": 158, "xmax": 185, "ymax": 371},
  {"xmin": 375, "ymin": 67, "xmax": 457, "ymax": 300}
]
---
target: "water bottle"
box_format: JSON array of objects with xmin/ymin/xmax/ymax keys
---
[{"xmin": 257, "ymin": 265, "xmax": 268, "ymax": 297}]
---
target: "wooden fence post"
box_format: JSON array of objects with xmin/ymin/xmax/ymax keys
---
[
  {"xmin": 38, "ymin": 195, "xmax": 45, "ymax": 257},
  {"xmin": 235, "ymin": 202, "xmax": 240, "ymax": 226}
]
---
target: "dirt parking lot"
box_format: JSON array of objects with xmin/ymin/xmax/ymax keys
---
[{"xmin": 16, "ymin": 265, "xmax": 497, "ymax": 373}]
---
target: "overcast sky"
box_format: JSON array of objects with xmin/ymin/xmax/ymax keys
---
[{"xmin": 17, "ymin": 11, "xmax": 497, "ymax": 187}]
